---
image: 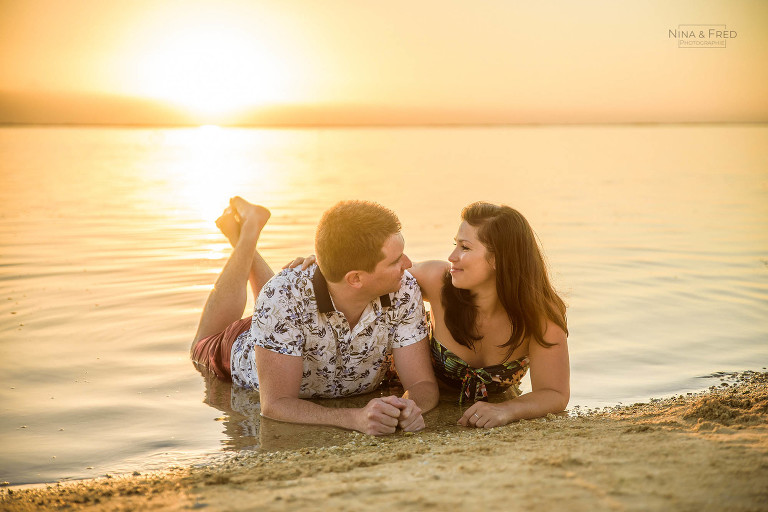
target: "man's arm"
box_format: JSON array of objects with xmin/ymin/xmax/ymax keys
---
[
  {"xmin": 392, "ymin": 336, "xmax": 440, "ymax": 431},
  {"xmin": 254, "ymin": 346, "xmax": 405, "ymax": 435}
]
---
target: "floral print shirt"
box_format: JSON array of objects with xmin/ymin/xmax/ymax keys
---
[{"xmin": 230, "ymin": 264, "xmax": 427, "ymax": 398}]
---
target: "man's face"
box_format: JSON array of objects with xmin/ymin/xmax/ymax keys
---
[{"xmin": 362, "ymin": 233, "xmax": 412, "ymax": 296}]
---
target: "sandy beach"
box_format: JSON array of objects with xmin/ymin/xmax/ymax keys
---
[{"xmin": 2, "ymin": 371, "xmax": 766, "ymax": 511}]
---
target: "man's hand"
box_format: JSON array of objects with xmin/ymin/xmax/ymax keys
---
[
  {"xmin": 282, "ymin": 254, "xmax": 316, "ymax": 270},
  {"xmin": 389, "ymin": 396, "xmax": 425, "ymax": 432},
  {"xmin": 354, "ymin": 396, "xmax": 403, "ymax": 436}
]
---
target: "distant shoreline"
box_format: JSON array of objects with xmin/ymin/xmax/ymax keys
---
[{"xmin": 3, "ymin": 371, "xmax": 766, "ymax": 511}]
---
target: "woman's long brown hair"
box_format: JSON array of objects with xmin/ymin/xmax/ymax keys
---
[{"xmin": 441, "ymin": 202, "xmax": 568, "ymax": 359}]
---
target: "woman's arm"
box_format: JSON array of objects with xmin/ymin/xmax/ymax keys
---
[
  {"xmin": 409, "ymin": 260, "xmax": 449, "ymax": 303},
  {"xmin": 458, "ymin": 322, "xmax": 570, "ymax": 428},
  {"xmin": 283, "ymin": 257, "xmax": 450, "ymax": 303}
]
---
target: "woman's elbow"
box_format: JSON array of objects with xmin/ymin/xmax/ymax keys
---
[
  {"xmin": 541, "ymin": 388, "xmax": 569, "ymax": 413},
  {"xmin": 554, "ymin": 388, "xmax": 570, "ymax": 412}
]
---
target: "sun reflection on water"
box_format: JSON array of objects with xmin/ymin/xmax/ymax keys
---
[{"xmin": 160, "ymin": 126, "xmax": 274, "ymax": 223}]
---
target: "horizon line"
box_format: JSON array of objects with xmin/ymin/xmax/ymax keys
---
[{"xmin": 2, "ymin": 120, "xmax": 767, "ymax": 129}]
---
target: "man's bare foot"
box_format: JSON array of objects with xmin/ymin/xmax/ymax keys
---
[
  {"xmin": 215, "ymin": 207, "xmax": 241, "ymax": 248},
  {"xmin": 230, "ymin": 196, "xmax": 271, "ymax": 244}
]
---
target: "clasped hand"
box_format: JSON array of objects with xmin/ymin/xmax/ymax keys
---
[{"xmin": 357, "ymin": 396, "xmax": 425, "ymax": 436}]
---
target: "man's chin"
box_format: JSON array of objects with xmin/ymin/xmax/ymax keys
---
[{"xmin": 384, "ymin": 282, "xmax": 402, "ymax": 295}]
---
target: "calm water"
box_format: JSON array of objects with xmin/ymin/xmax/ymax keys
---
[{"xmin": 1, "ymin": 125, "xmax": 766, "ymax": 485}]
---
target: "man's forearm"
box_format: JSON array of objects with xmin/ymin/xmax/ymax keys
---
[
  {"xmin": 261, "ymin": 395, "xmax": 404, "ymax": 435},
  {"xmin": 402, "ymin": 380, "xmax": 440, "ymax": 414},
  {"xmin": 261, "ymin": 396, "xmax": 357, "ymax": 431}
]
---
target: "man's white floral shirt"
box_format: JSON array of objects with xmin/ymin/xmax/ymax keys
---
[{"xmin": 230, "ymin": 264, "xmax": 427, "ymax": 398}]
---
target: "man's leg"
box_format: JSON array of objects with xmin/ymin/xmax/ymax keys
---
[{"xmin": 191, "ymin": 197, "xmax": 273, "ymax": 349}]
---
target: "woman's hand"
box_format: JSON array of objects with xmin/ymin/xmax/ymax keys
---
[
  {"xmin": 282, "ymin": 254, "xmax": 316, "ymax": 270},
  {"xmin": 458, "ymin": 401, "xmax": 514, "ymax": 429}
]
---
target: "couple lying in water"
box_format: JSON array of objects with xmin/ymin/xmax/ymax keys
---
[{"xmin": 190, "ymin": 196, "xmax": 569, "ymax": 435}]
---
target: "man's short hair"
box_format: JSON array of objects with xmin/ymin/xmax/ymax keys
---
[{"xmin": 315, "ymin": 200, "xmax": 401, "ymax": 282}]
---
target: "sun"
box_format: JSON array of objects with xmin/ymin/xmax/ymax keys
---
[{"xmin": 131, "ymin": 17, "xmax": 299, "ymax": 121}]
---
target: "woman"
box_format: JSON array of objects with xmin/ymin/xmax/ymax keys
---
[
  {"xmin": 409, "ymin": 202, "xmax": 569, "ymax": 428},
  {"xmin": 288, "ymin": 201, "xmax": 569, "ymax": 428}
]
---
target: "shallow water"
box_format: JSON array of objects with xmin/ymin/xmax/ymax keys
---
[{"xmin": 1, "ymin": 125, "xmax": 766, "ymax": 485}]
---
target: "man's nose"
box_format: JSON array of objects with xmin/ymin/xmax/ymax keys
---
[{"xmin": 402, "ymin": 254, "xmax": 413, "ymax": 270}]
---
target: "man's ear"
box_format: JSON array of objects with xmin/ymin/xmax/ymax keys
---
[{"xmin": 344, "ymin": 270, "xmax": 364, "ymax": 289}]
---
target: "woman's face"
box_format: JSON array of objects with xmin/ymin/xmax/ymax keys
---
[{"xmin": 448, "ymin": 221, "xmax": 495, "ymax": 290}]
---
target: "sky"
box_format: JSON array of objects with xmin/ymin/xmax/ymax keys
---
[{"xmin": 0, "ymin": 0, "xmax": 766, "ymax": 125}]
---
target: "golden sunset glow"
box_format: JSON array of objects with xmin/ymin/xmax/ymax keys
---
[
  {"xmin": 128, "ymin": 14, "xmax": 302, "ymax": 120},
  {"xmin": 0, "ymin": 1, "xmax": 767, "ymax": 125}
]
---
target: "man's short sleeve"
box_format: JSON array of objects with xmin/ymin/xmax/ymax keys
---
[
  {"xmin": 250, "ymin": 274, "xmax": 305, "ymax": 357},
  {"xmin": 389, "ymin": 271, "xmax": 428, "ymax": 349}
]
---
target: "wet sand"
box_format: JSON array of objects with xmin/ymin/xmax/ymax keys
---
[{"xmin": 3, "ymin": 371, "xmax": 767, "ymax": 511}]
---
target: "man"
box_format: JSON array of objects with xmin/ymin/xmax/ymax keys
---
[{"xmin": 191, "ymin": 196, "xmax": 438, "ymax": 435}]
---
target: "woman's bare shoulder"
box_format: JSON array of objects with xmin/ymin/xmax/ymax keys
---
[{"xmin": 542, "ymin": 320, "xmax": 568, "ymax": 346}]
